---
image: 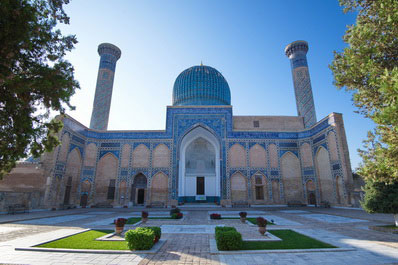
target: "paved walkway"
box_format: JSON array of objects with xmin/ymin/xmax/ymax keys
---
[{"xmin": 0, "ymin": 207, "xmax": 397, "ymax": 264}]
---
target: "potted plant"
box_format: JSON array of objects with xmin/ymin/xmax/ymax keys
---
[
  {"xmin": 210, "ymin": 213, "xmax": 221, "ymax": 219},
  {"xmin": 141, "ymin": 211, "xmax": 149, "ymax": 223},
  {"xmin": 239, "ymin": 212, "xmax": 247, "ymax": 223},
  {"xmin": 114, "ymin": 218, "xmax": 127, "ymax": 235},
  {"xmin": 171, "ymin": 212, "xmax": 183, "ymax": 219},
  {"xmin": 256, "ymin": 217, "xmax": 267, "ymax": 235}
]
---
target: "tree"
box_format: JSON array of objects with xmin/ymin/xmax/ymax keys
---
[
  {"xmin": 330, "ymin": 0, "xmax": 398, "ymax": 225},
  {"xmin": 0, "ymin": 0, "xmax": 79, "ymax": 178}
]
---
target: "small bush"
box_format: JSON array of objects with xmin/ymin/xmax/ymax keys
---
[
  {"xmin": 147, "ymin": 226, "xmax": 161, "ymax": 242},
  {"xmin": 125, "ymin": 227, "xmax": 154, "ymax": 250},
  {"xmin": 215, "ymin": 229, "xmax": 243, "ymax": 250},
  {"xmin": 170, "ymin": 207, "xmax": 181, "ymax": 216},
  {"xmin": 210, "ymin": 213, "xmax": 221, "ymax": 219},
  {"xmin": 141, "ymin": 211, "xmax": 149, "ymax": 218},
  {"xmin": 171, "ymin": 212, "xmax": 183, "ymax": 219},
  {"xmin": 215, "ymin": 226, "xmax": 237, "ymax": 241},
  {"xmin": 239, "ymin": 212, "xmax": 247, "ymax": 218}
]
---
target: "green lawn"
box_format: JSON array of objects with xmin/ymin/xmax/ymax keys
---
[
  {"xmin": 380, "ymin": 225, "xmax": 398, "ymax": 229},
  {"xmin": 240, "ymin": 230, "xmax": 336, "ymax": 250},
  {"xmin": 246, "ymin": 218, "xmax": 275, "ymax": 225},
  {"xmin": 36, "ymin": 230, "xmax": 129, "ymax": 250}
]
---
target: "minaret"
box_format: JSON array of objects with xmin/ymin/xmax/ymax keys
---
[
  {"xmin": 285, "ymin": 40, "xmax": 316, "ymax": 128},
  {"xmin": 89, "ymin": 43, "xmax": 121, "ymax": 130}
]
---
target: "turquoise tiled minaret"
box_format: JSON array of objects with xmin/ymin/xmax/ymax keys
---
[
  {"xmin": 89, "ymin": 43, "xmax": 121, "ymax": 130},
  {"xmin": 285, "ymin": 40, "xmax": 316, "ymax": 128}
]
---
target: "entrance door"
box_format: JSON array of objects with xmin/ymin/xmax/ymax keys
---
[
  {"xmin": 63, "ymin": 177, "xmax": 72, "ymax": 205},
  {"xmin": 80, "ymin": 194, "xmax": 88, "ymax": 207},
  {"xmin": 308, "ymin": 192, "xmax": 316, "ymax": 205},
  {"xmin": 137, "ymin": 189, "xmax": 145, "ymax": 204},
  {"xmin": 197, "ymin": 177, "xmax": 205, "ymax": 195}
]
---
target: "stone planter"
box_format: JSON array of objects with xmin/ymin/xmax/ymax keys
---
[
  {"xmin": 258, "ymin": 226, "xmax": 267, "ymax": 235},
  {"xmin": 141, "ymin": 217, "xmax": 148, "ymax": 224},
  {"xmin": 115, "ymin": 226, "xmax": 124, "ymax": 235},
  {"xmin": 240, "ymin": 217, "xmax": 246, "ymax": 223}
]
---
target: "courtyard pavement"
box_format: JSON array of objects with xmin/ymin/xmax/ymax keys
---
[{"xmin": 0, "ymin": 206, "xmax": 397, "ymax": 265}]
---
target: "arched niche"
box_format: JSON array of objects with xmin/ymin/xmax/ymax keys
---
[
  {"xmin": 178, "ymin": 126, "xmax": 221, "ymax": 200},
  {"xmin": 94, "ymin": 153, "xmax": 118, "ymax": 204},
  {"xmin": 152, "ymin": 144, "xmax": 170, "ymax": 168},
  {"xmin": 335, "ymin": 176, "xmax": 344, "ymax": 204},
  {"xmin": 249, "ymin": 144, "xmax": 266, "ymax": 168},
  {"xmin": 63, "ymin": 148, "xmax": 82, "ymax": 205},
  {"xmin": 119, "ymin": 180, "xmax": 127, "ymax": 206},
  {"xmin": 151, "ymin": 172, "xmax": 168, "ymax": 205},
  {"xmin": 131, "ymin": 173, "xmax": 147, "ymax": 205},
  {"xmin": 230, "ymin": 172, "xmax": 248, "ymax": 203},
  {"xmin": 315, "ymin": 147, "xmax": 334, "ymax": 203},
  {"xmin": 306, "ymin": 180, "xmax": 317, "ymax": 205},
  {"xmin": 132, "ymin": 144, "xmax": 150, "ymax": 168},
  {"xmin": 281, "ymin": 152, "xmax": 303, "ymax": 203},
  {"xmin": 228, "ymin": 143, "xmax": 246, "ymax": 168},
  {"xmin": 251, "ymin": 173, "xmax": 267, "ymax": 202}
]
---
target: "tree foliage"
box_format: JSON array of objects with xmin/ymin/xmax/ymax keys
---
[
  {"xmin": 331, "ymin": 0, "xmax": 398, "ymax": 216},
  {"xmin": 0, "ymin": 0, "xmax": 79, "ymax": 178},
  {"xmin": 361, "ymin": 179, "xmax": 398, "ymax": 214}
]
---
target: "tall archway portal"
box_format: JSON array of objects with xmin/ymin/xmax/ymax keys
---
[{"xmin": 178, "ymin": 127, "xmax": 221, "ymax": 203}]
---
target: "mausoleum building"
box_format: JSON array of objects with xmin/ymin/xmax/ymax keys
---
[{"xmin": 0, "ymin": 41, "xmax": 355, "ymax": 211}]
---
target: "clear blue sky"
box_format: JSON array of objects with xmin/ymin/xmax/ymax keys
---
[{"xmin": 59, "ymin": 0, "xmax": 374, "ymax": 170}]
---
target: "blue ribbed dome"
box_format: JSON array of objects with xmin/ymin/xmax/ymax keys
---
[{"xmin": 172, "ymin": 65, "xmax": 231, "ymax": 106}]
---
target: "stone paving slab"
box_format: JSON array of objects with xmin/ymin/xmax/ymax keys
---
[
  {"xmin": 84, "ymin": 217, "xmax": 120, "ymax": 226},
  {"xmin": 160, "ymin": 225, "xmax": 223, "ymax": 234},
  {"xmin": 85, "ymin": 211, "xmax": 116, "ymax": 215},
  {"xmin": 16, "ymin": 214, "xmax": 93, "ymax": 225},
  {"xmin": 0, "ymin": 226, "xmax": 25, "ymax": 234},
  {"xmin": 299, "ymin": 214, "xmax": 368, "ymax": 223},
  {"xmin": 279, "ymin": 210, "xmax": 309, "ymax": 214},
  {"xmin": 208, "ymin": 211, "xmax": 267, "ymax": 216}
]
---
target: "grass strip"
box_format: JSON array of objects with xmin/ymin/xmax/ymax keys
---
[
  {"xmin": 36, "ymin": 230, "xmax": 129, "ymax": 250},
  {"xmin": 380, "ymin": 225, "xmax": 398, "ymax": 229},
  {"xmin": 240, "ymin": 230, "xmax": 336, "ymax": 250}
]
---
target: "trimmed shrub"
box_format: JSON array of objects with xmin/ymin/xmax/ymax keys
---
[
  {"xmin": 215, "ymin": 230, "xmax": 243, "ymax": 250},
  {"xmin": 210, "ymin": 213, "xmax": 221, "ymax": 219},
  {"xmin": 148, "ymin": 226, "xmax": 161, "ymax": 243},
  {"xmin": 170, "ymin": 207, "xmax": 181, "ymax": 216},
  {"xmin": 215, "ymin": 226, "xmax": 237, "ymax": 241},
  {"xmin": 125, "ymin": 227, "xmax": 154, "ymax": 250}
]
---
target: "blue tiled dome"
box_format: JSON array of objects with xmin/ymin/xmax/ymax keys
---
[{"xmin": 172, "ymin": 65, "xmax": 231, "ymax": 106}]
